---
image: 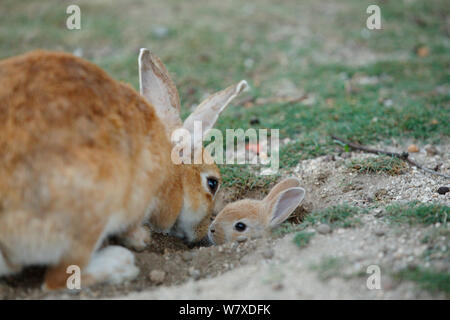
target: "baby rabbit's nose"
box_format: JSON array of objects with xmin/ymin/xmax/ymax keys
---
[{"xmin": 209, "ymin": 227, "xmax": 215, "ymax": 233}]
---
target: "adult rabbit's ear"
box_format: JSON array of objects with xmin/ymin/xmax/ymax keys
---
[
  {"xmin": 265, "ymin": 187, "xmax": 305, "ymax": 228},
  {"xmin": 139, "ymin": 48, "xmax": 182, "ymax": 133},
  {"xmin": 183, "ymin": 80, "xmax": 248, "ymax": 147}
]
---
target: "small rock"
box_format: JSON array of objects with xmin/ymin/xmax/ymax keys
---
[
  {"xmin": 424, "ymin": 144, "xmax": 438, "ymax": 156},
  {"xmin": 316, "ymin": 224, "xmax": 331, "ymax": 234},
  {"xmin": 73, "ymin": 48, "xmax": 83, "ymax": 57},
  {"xmin": 182, "ymin": 251, "xmax": 193, "ymax": 262},
  {"xmin": 262, "ymin": 248, "xmax": 274, "ymax": 259},
  {"xmin": 407, "ymin": 144, "xmax": 419, "ymax": 153},
  {"xmin": 152, "ymin": 26, "xmax": 169, "ymax": 38},
  {"xmin": 382, "ymin": 277, "xmax": 397, "ymax": 291},
  {"xmin": 249, "ymin": 117, "xmax": 260, "ymax": 125},
  {"xmin": 240, "ymin": 255, "xmax": 251, "ymax": 265},
  {"xmin": 373, "ymin": 208, "xmax": 383, "ymax": 215},
  {"xmin": 415, "ymin": 45, "xmax": 429, "ymax": 58},
  {"xmin": 341, "ymin": 152, "xmax": 352, "ymax": 159},
  {"xmin": 375, "ymin": 189, "xmax": 388, "ymax": 199},
  {"xmin": 272, "ymin": 283, "xmax": 284, "ymax": 291},
  {"xmin": 374, "ymin": 229, "xmax": 385, "ymax": 237},
  {"xmin": 383, "ymin": 99, "xmax": 393, "ymax": 107},
  {"xmin": 324, "ymin": 155, "xmax": 336, "ymax": 162},
  {"xmin": 188, "ymin": 268, "xmax": 201, "ymax": 280},
  {"xmin": 149, "ymin": 270, "xmax": 166, "ymax": 284},
  {"xmin": 437, "ymin": 187, "xmax": 449, "ymax": 195},
  {"xmin": 433, "ymin": 163, "xmax": 443, "ymax": 172}
]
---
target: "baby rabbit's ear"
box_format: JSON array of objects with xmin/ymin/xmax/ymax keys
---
[
  {"xmin": 183, "ymin": 80, "xmax": 248, "ymax": 143},
  {"xmin": 266, "ymin": 187, "xmax": 305, "ymax": 228},
  {"xmin": 139, "ymin": 48, "xmax": 182, "ymax": 132},
  {"xmin": 263, "ymin": 177, "xmax": 302, "ymax": 204}
]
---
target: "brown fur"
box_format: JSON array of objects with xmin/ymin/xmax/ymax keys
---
[{"xmin": 0, "ymin": 50, "xmax": 222, "ymax": 289}]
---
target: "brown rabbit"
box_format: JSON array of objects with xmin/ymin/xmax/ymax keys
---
[
  {"xmin": 209, "ymin": 177, "xmax": 305, "ymax": 245},
  {"xmin": 0, "ymin": 49, "xmax": 247, "ymax": 290}
]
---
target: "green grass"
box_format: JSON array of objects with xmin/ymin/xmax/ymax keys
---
[
  {"xmin": 395, "ymin": 267, "xmax": 450, "ymax": 295},
  {"xmin": 219, "ymin": 165, "xmax": 280, "ymax": 200},
  {"xmin": 293, "ymin": 231, "xmax": 315, "ymax": 248},
  {"xmin": 312, "ymin": 256, "xmax": 344, "ymax": 281},
  {"xmin": 385, "ymin": 202, "xmax": 449, "ymax": 226},
  {"xmin": 304, "ymin": 204, "xmax": 363, "ymax": 229},
  {"xmin": 421, "ymin": 228, "xmax": 450, "ymax": 262},
  {"xmin": 273, "ymin": 222, "xmax": 303, "ymax": 237},
  {"xmin": 273, "ymin": 204, "xmax": 363, "ymax": 237},
  {"xmin": 349, "ymin": 156, "xmax": 409, "ymax": 175},
  {"xmin": 0, "ymin": 0, "xmax": 448, "ymax": 185}
]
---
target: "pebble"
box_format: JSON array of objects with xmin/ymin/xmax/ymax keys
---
[
  {"xmin": 240, "ymin": 255, "xmax": 251, "ymax": 265},
  {"xmin": 152, "ymin": 26, "xmax": 169, "ymax": 38},
  {"xmin": 437, "ymin": 187, "xmax": 449, "ymax": 195},
  {"xmin": 272, "ymin": 283, "xmax": 284, "ymax": 291},
  {"xmin": 182, "ymin": 251, "xmax": 193, "ymax": 262},
  {"xmin": 374, "ymin": 229, "xmax": 385, "ymax": 237},
  {"xmin": 407, "ymin": 144, "xmax": 419, "ymax": 153},
  {"xmin": 149, "ymin": 270, "xmax": 166, "ymax": 284},
  {"xmin": 424, "ymin": 145, "xmax": 438, "ymax": 156},
  {"xmin": 249, "ymin": 117, "xmax": 260, "ymax": 125},
  {"xmin": 262, "ymin": 248, "xmax": 274, "ymax": 259},
  {"xmin": 341, "ymin": 152, "xmax": 352, "ymax": 159},
  {"xmin": 316, "ymin": 224, "xmax": 331, "ymax": 234},
  {"xmin": 375, "ymin": 189, "xmax": 388, "ymax": 199},
  {"xmin": 188, "ymin": 268, "xmax": 201, "ymax": 280}
]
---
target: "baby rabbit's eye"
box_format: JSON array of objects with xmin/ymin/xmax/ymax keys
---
[
  {"xmin": 234, "ymin": 222, "xmax": 246, "ymax": 232},
  {"xmin": 207, "ymin": 177, "xmax": 219, "ymax": 194}
]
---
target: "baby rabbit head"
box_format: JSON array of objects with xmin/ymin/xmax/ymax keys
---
[
  {"xmin": 208, "ymin": 177, "xmax": 305, "ymax": 244},
  {"xmin": 139, "ymin": 49, "xmax": 248, "ymax": 243}
]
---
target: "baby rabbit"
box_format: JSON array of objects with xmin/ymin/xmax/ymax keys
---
[
  {"xmin": 0, "ymin": 49, "xmax": 247, "ymax": 290},
  {"xmin": 209, "ymin": 177, "xmax": 305, "ymax": 244}
]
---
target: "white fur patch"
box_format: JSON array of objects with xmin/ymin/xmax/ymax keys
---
[
  {"xmin": 85, "ymin": 246, "xmax": 139, "ymax": 285},
  {"xmin": 0, "ymin": 250, "xmax": 14, "ymax": 276},
  {"xmin": 170, "ymin": 199, "xmax": 206, "ymax": 242}
]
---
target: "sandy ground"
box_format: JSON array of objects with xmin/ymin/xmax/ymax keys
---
[{"xmin": 1, "ymin": 142, "xmax": 448, "ymax": 300}]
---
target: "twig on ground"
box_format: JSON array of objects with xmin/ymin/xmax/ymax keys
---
[
  {"xmin": 235, "ymin": 93, "xmax": 307, "ymax": 107},
  {"xmin": 331, "ymin": 135, "xmax": 450, "ymax": 179}
]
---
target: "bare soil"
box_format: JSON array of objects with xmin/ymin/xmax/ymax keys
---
[{"xmin": 0, "ymin": 143, "xmax": 448, "ymax": 300}]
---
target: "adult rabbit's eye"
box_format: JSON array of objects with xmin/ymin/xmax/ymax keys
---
[
  {"xmin": 207, "ymin": 177, "xmax": 219, "ymax": 194},
  {"xmin": 234, "ymin": 222, "xmax": 246, "ymax": 232}
]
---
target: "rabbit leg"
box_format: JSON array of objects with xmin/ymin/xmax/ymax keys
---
[
  {"xmin": 43, "ymin": 240, "xmax": 95, "ymax": 291},
  {"xmin": 44, "ymin": 244, "xmax": 139, "ymax": 291},
  {"xmin": 119, "ymin": 223, "xmax": 151, "ymax": 252},
  {"xmin": 82, "ymin": 245, "xmax": 139, "ymax": 287},
  {"xmin": 0, "ymin": 246, "xmax": 21, "ymax": 276}
]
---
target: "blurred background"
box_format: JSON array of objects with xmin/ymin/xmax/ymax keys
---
[
  {"xmin": 1, "ymin": 0, "xmax": 449, "ymax": 299},
  {"xmin": 1, "ymin": 0, "xmax": 449, "ymax": 181}
]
